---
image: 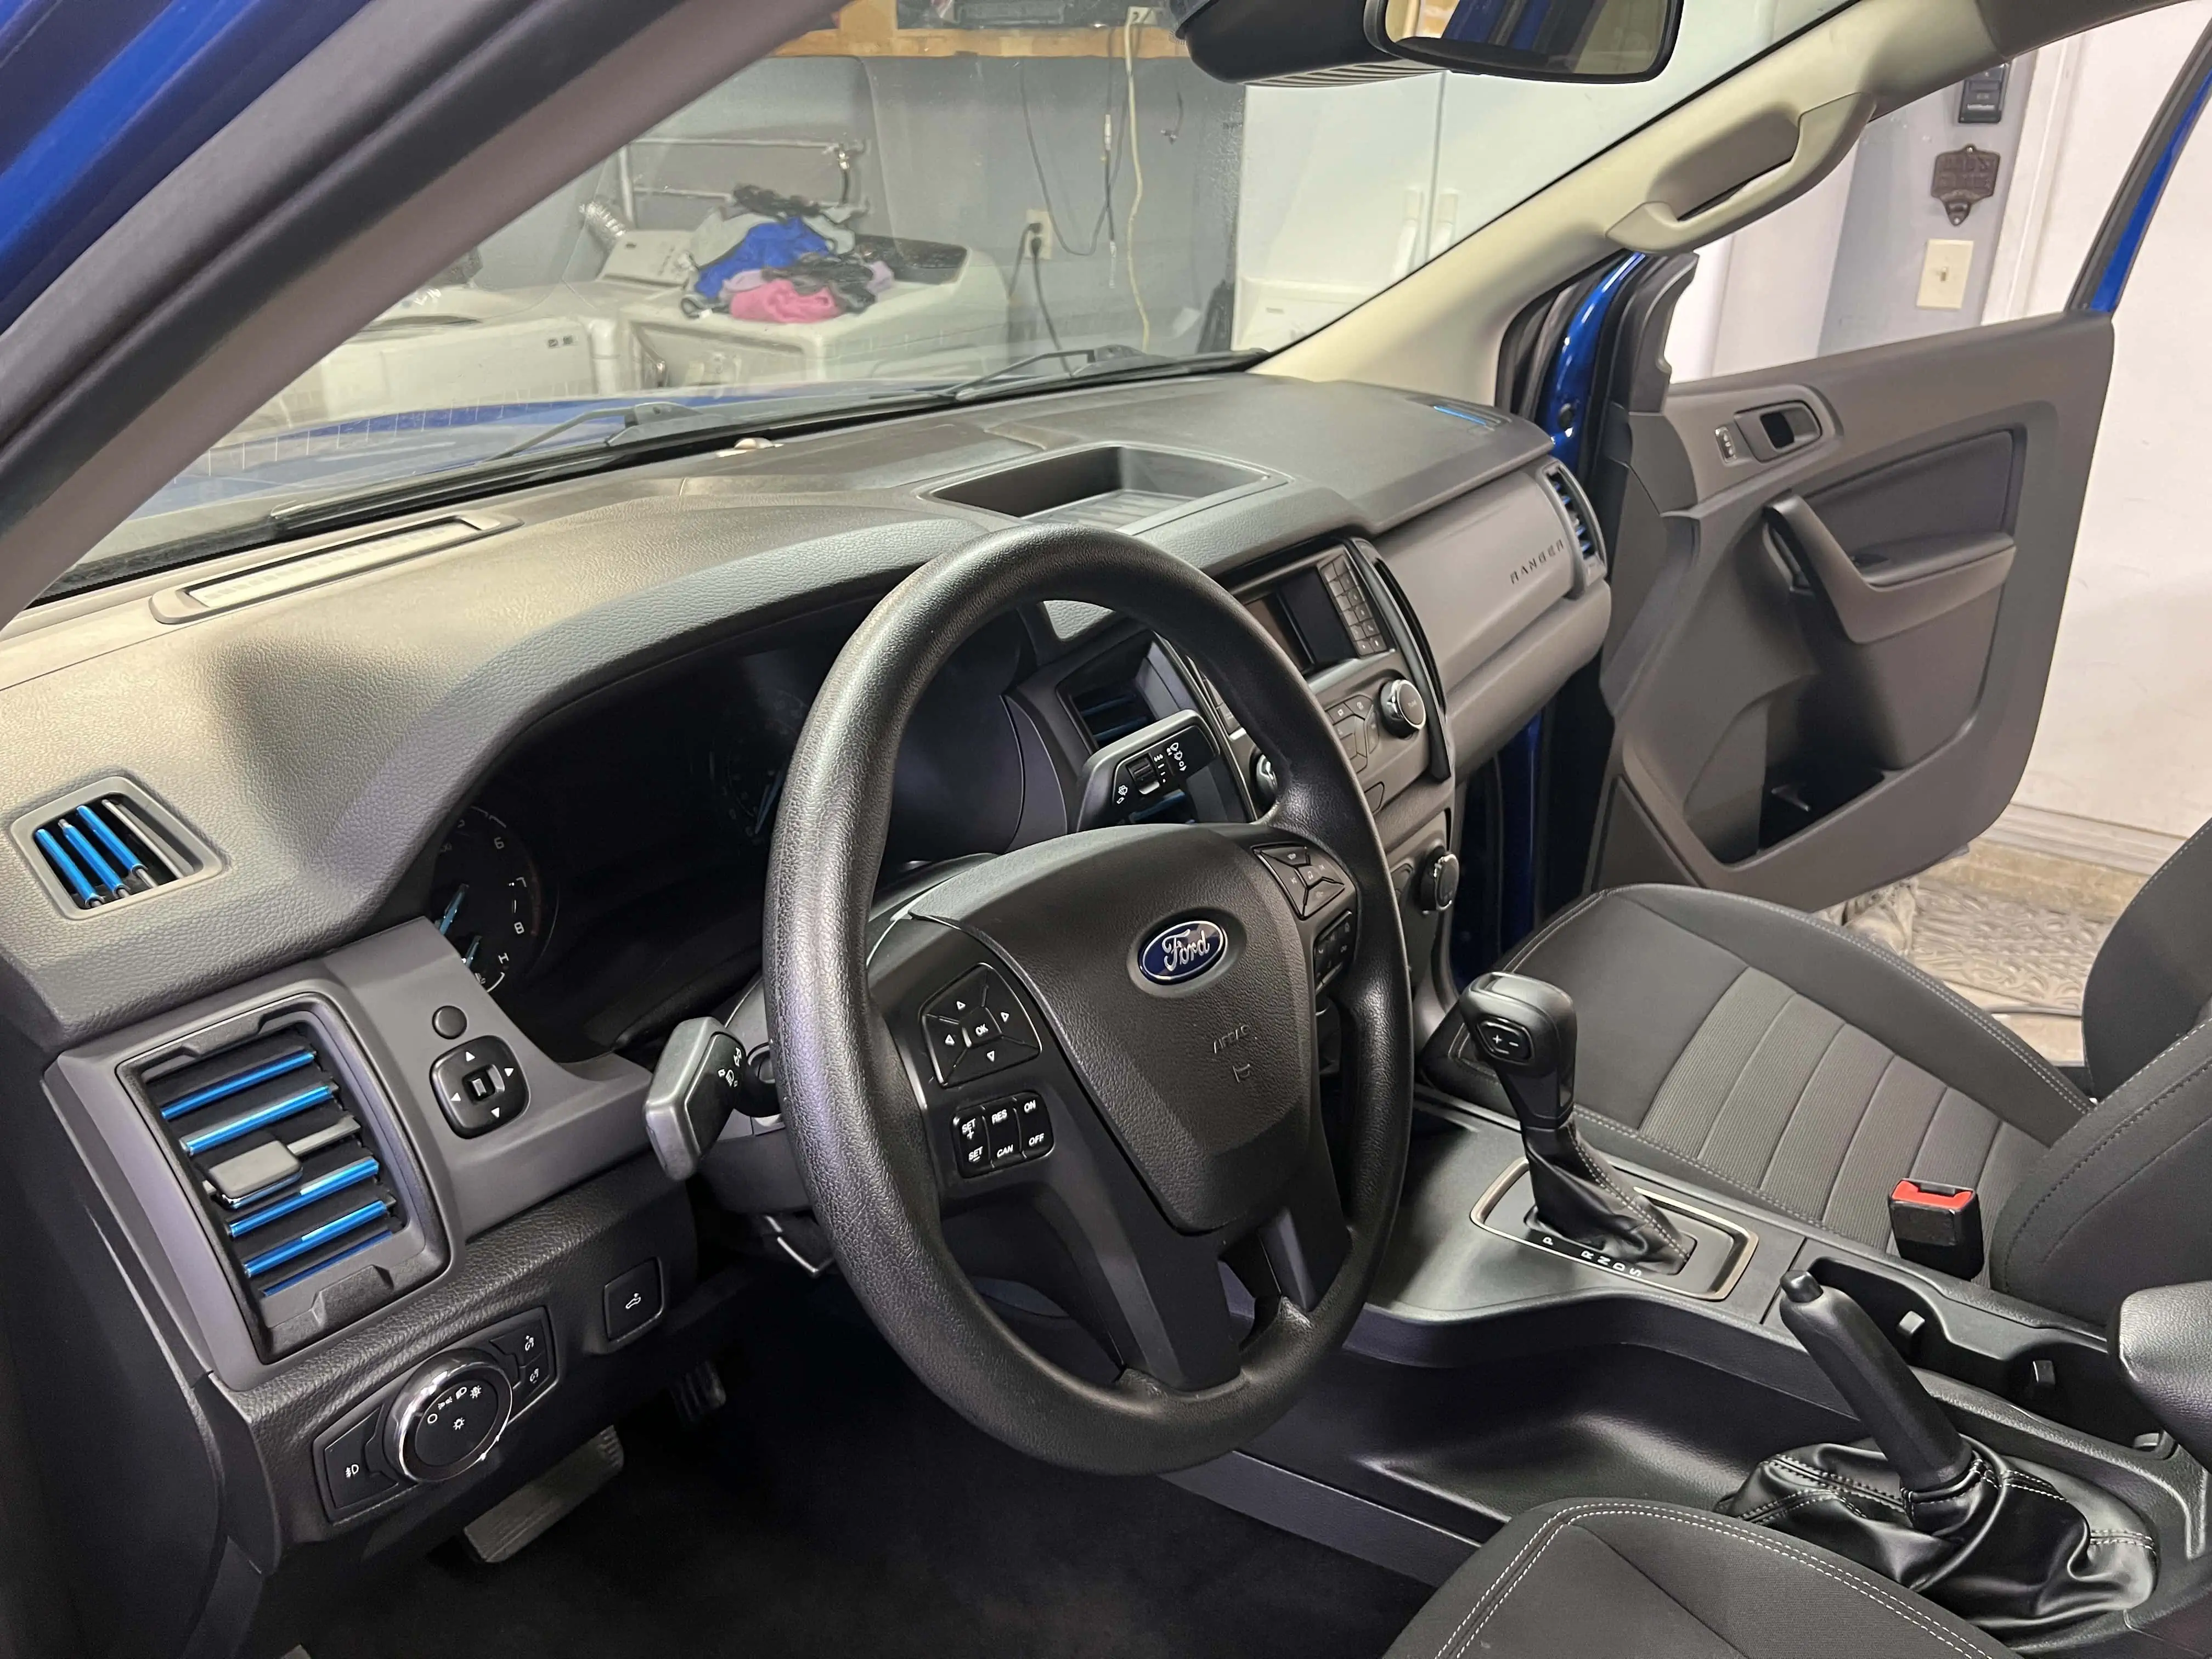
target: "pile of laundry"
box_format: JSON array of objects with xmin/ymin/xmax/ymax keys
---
[{"xmin": 685, "ymin": 185, "xmax": 894, "ymax": 324}]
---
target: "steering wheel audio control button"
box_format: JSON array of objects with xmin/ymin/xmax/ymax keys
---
[
  {"xmin": 1258, "ymin": 845, "xmax": 1351, "ymax": 918},
  {"xmin": 922, "ymin": 966, "xmax": 1040, "ymax": 1085}
]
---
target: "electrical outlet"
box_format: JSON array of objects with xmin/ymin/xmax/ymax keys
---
[{"xmin": 1024, "ymin": 208, "xmax": 1053, "ymax": 259}]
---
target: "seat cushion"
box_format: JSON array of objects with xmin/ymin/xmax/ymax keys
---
[
  {"xmin": 1510, "ymin": 885, "xmax": 2091, "ymax": 1255},
  {"xmin": 1383, "ymin": 1499, "xmax": 2011, "ymax": 1659}
]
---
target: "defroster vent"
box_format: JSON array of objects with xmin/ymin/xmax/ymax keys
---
[
  {"xmin": 1542, "ymin": 463, "xmax": 1604, "ymax": 572},
  {"xmin": 133, "ymin": 1007, "xmax": 437, "ymax": 1356}
]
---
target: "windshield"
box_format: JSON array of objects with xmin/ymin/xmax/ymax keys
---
[{"xmin": 61, "ymin": 0, "xmax": 1849, "ymax": 595}]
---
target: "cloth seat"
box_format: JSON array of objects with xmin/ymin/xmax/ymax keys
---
[
  {"xmin": 1504, "ymin": 866, "xmax": 2212, "ymax": 1324},
  {"xmin": 1383, "ymin": 1498, "xmax": 2011, "ymax": 1659}
]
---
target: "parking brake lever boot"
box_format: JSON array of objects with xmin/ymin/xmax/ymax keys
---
[
  {"xmin": 1722, "ymin": 1274, "xmax": 2154, "ymax": 1642},
  {"xmin": 1458, "ymin": 973, "xmax": 1688, "ymax": 1267}
]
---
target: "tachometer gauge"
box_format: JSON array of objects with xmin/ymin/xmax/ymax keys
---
[{"xmin": 426, "ymin": 806, "xmax": 547, "ymax": 992}]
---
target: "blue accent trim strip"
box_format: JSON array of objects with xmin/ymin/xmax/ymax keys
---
[
  {"xmin": 75, "ymin": 804, "xmax": 147, "ymax": 882},
  {"xmin": 2090, "ymin": 63, "xmax": 2212, "ymax": 312},
  {"xmin": 241, "ymin": 1199, "xmax": 389, "ymax": 1278},
  {"xmin": 58, "ymin": 819, "xmax": 123, "ymax": 896},
  {"xmin": 33, "ymin": 826, "xmax": 100, "ymax": 905},
  {"xmin": 1430, "ymin": 404, "xmax": 1498, "ymax": 427},
  {"xmin": 178, "ymin": 1080, "xmax": 336, "ymax": 1154},
  {"xmin": 227, "ymin": 1155, "xmax": 380, "ymax": 1237},
  {"xmin": 255, "ymin": 1227, "xmax": 392, "ymax": 1296},
  {"xmin": 159, "ymin": 1046, "xmax": 315, "ymax": 1119},
  {"xmin": 1539, "ymin": 252, "xmax": 1646, "ymax": 476}
]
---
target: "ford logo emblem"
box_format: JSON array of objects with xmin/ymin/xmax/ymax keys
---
[{"xmin": 1139, "ymin": 919, "xmax": 1227, "ymax": 985}]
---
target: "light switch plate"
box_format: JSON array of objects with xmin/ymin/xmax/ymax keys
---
[{"xmin": 1917, "ymin": 238, "xmax": 1974, "ymax": 310}]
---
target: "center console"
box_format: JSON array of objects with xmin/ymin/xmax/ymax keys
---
[{"xmin": 1171, "ymin": 988, "xmax": 2212, "ymax": 1656}]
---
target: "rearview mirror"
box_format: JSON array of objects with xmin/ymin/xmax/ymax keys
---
[{"xmin": 1367, "ymin": 0, "xmax": 1681, "ymax": 81}]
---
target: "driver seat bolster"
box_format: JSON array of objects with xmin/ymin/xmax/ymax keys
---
[
  {"xmin": 1383, "ymin": 1499, "xmax": 2011, "ymax": 1659},
  {"xmin": 1506, "ymin": 885, "xmax": 2089, "ymax": 1269}
]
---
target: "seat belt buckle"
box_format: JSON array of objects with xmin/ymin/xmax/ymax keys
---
[{"xmin": 1888, "ymin": 1180, "xmax": 1984, "ymax": 1281}]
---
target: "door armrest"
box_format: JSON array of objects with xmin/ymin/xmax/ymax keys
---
[{"xmin": 1765, "ymin": 494, "xmax": 2015, "ymax": 644}]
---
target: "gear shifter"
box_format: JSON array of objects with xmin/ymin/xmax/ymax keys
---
[
  {"xmin": 1458, "ymin": 973, "xmax": 1688, "ymax": 1267},
  {"xmin": 1722, "ymin": 1274, "xmax": 2155, "ymax": 1641}
]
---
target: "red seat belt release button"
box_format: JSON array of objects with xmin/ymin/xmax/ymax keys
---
[{"xmin": 1888, "ymin": 1180, "xmax": 1984, "ymax": 1282}]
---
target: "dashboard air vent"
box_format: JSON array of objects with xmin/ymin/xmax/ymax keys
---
[
  {"xmin": 27, "ymin": 791, "xmax": 196, "ymax": 911},
  {"xmin": 137, "ymin": 1013, "xmax": 421, "ymax": 1354},
  {"xmin": 1542, "ymin": 464, "xmax": 1604, "ymax": 571},
  {"xmin": 1069, "ymin": 680, "xmax": 1155, "ymax": 748}
]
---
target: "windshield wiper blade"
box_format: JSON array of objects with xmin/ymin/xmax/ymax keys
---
[
  {"xmin": 485, "ymin": 399, "xmax": 698, "ymax": 461},
  {"xmin": 944, "ymin": 347, "xmax": 1130, "ymax": 401},
  {"xmin": 263, "ymin": 388, "xmax": 956, "ymax": 537},
  {"xmin": 947, "ymin": 346, "xmax": 1266, "ymax": 404}
]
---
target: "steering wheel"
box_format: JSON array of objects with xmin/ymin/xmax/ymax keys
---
[{"xmin": 765, "ymin": 522, "xmax": 1412, "ymax": 1475}]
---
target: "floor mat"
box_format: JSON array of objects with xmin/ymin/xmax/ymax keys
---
[{"xmin": 309, "ymin": 1281, "xmax": 1430, "ymax": 1659}]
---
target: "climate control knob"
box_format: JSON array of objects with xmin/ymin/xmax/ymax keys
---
[
  {"xmin": 385, "ymin": 1351, "xmax": 513, "ymax": 1483},
  {"xmin": 1378, "ymin": 677, "xmax": 1428, "ymax": 737}
]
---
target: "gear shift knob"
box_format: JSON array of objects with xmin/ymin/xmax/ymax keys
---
[
  {"xmin": 1457, "ymin": 971, "xmax": 1688, "ymax": 1266},
  {"xmin": 1460, "ymin": 973, "xmax": 1577, "ymax": 1132}
]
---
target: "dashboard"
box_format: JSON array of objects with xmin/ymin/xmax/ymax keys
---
[{"xmin": 0, "ymin": 371, "xmax": 1610, "ymax": 1658}]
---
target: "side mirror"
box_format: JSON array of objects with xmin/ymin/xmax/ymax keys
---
[{"xmin": 1367, "ymin": 0, "xmax": 1682, "ymax": 81}]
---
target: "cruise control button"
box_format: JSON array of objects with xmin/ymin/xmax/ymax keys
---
[
  {"xmin": 1014, "ymin": 1094, "xmax": 1052, "ymax": 1160},
  {"xmin": 984, "ymin": 1101, "xmax": 1022, "ymax": 1168},
  {"xmin": 950, "ymin": 1105, "xmax": 990, "ymax": 1177}
]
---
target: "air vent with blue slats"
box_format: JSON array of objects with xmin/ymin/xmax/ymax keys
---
[
  {"xmin": 16, "ymin": 782, "xmax": 210, "ymax": 916},
  {"xmin": 140, "ymin": 1024, "xmax": 411, "ymax": 1344},
  {"xmin": 1542, "ymin": 463, "xmax": 1604, "ymax": 571}
]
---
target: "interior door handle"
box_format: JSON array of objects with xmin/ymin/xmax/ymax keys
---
[
  {"xmin": 1609, "ymin": 94, "xmax": 1875, "ymax": 254},
  {"xmin": 1764, "ymin": 494, "xmax": 2015, "ymax": 645}
]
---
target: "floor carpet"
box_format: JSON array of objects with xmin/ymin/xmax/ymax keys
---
[{"xmin": 309, "ymin": 1282, "xmax": 1431, "ymax": 1659}]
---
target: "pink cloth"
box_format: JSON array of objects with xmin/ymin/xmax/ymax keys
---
[{"xmin": 728, "ymin": 279, "xmax": 842, "ymax": 323}]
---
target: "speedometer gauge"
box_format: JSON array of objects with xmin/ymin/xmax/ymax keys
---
[{"xmin": 426, "ymin": 806, "xmax": 547, "ymax": 992}]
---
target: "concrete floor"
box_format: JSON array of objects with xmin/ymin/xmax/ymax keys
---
[{"xmin": 1833, "ymin": 841, "xmax": 2149, "ymax": 1067}]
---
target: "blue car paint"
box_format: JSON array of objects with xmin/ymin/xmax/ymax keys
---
[
  {"xmin": 0, "ymin": 0, "xmax": 372, "ymax": 331},
  {"xmin": 2087, "ymin": 55, "xmax": 2212, "ymax": 312},
  {"xmin": 1537, "ymin": 251, "xmax": 1646, "ymax": 477}
]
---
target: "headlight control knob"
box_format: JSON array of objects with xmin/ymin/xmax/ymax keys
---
[
  {"xmin": 385, "ymin": 1351, "xmax": 513, "ymax": 1483},
  {"xmin": 1378, "ymin": 677, "xmax": 1429, "ymax": 737}
]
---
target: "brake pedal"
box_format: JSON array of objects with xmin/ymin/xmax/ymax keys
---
[
  {"xmin": 669, "ymin": 1358, "xmax": 727, "ymax": 1427},
  {"xmin": 461, "ymin": 1426, "xmax": 623, "ymax": 1564}
]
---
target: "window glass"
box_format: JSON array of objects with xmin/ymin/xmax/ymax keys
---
[
  {"xmin": 1664, "ymin": 5, "xmax": 2209, "ymax": 381},
  {"xmin": 71, "ymin": 0, "xmax": 1848, "ymax": 592}
]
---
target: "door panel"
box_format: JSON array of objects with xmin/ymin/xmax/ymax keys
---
[{"xmin": 1589, "ymin": 312, "xmax": 2114, "ymax": 909}]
